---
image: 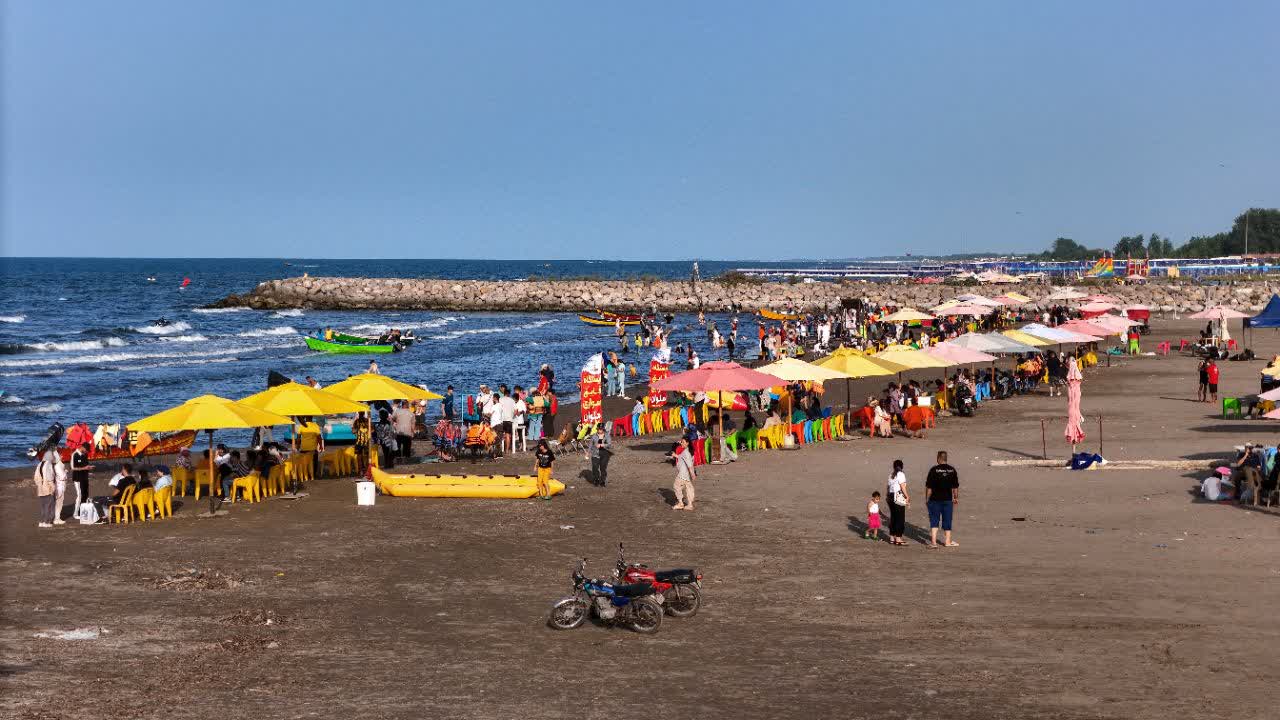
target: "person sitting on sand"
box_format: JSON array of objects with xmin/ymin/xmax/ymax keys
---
[
  {"xmin": 902, "ymin": 398, "xmax": 930, "ymax": 439},
  {"xmin": 871, "ymin": 400, "xmax": 893, "ymax": 438}
]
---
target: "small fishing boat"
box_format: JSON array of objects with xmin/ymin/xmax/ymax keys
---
[
  {"xmin": 599, "ymin": 310, "xmax": 642, "ymax": 322},
  {"xmin": 304, "ymin": 336, "xmax": 398, "ymax": 354},
  {"xmin": 579, "ymin": 314, "xmax": 640, "ymax": 327},
  {"xmin": 759, "ymin": 308, "xmax": 803, "ymax": 321},
  {"xmin": 334, "ymin": 331, "xmax": 415, "ymax": 347}
]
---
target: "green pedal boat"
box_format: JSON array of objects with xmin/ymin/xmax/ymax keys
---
[{"xmin": 304, "ymin": 336, "xmax": 398, "ymax": 354}]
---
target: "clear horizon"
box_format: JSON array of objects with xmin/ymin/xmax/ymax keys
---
[{"xmin": 4, "ymin": 1, "xmax": 1278, "ymax": 261}]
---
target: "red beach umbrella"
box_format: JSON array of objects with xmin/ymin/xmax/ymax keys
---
[{"xmin": 653, "ymin": 361, "xmax": 783, "ymax": 453}]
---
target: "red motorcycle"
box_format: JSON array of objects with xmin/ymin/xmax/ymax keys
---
[{"xmin": 613, "ymin": 543, "xmax": 702, "ymax": 617}]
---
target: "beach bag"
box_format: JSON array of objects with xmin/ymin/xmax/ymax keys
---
[{"xmin": 77, "ymin": 502, "xmax": 101, "ymax": 525}]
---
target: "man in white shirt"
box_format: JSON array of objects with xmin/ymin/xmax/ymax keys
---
[
  {"xmin": 485, "ymin": 393, "xmax": 504, "ymax": 457},
  {"xmin": 391, "ymin": 401, "xmax": 417, "ymax": 460},
  {"xmin": 498, "ymin": 389, "xmax": 517, "ymax": 452}
]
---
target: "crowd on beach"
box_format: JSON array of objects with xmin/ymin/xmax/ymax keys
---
[{"xmin": 32, "ymin": 290, "xmax": 1279, "ymax": 529}]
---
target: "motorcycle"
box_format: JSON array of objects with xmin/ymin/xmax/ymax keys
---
[
  {"xmin": 613, "ymin": 543, "xmax": 703, "ymax": 618},
  {"xmin": 548, "ymin": 559, "xmax": 664, "ymax": 634},
  {"xmin": 953, "ymin": 384, "xmax": 976, "ymax": 417}
]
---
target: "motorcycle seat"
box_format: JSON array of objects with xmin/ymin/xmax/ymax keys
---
[
  {"xmin": 654, "ymin": 569, "xmax": 696, "ymax": 583},
  {"xmin": 611, "ymin": 583, "xmax": 653, "ymax": 598}
]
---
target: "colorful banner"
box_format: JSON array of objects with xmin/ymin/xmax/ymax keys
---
[
  {"xmin": 648, "ymin": 358, "xmax": 670, "ymax": 408},
  {"xmin": 580, "ymin": 353, "xmax": 603, "ymax": 424}
]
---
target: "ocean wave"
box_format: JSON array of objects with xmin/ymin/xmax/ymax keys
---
[
  {"xmin": 0, "ymin": 369, "xmax": 65, "ymax": 378},
  {"xmin": 0, "ymin": 315, "xmax": 25, "ymax": 323},
  {"xmin": 238, "ymin": 326, "xmax": 298, "ymax": 337},
  {"xmin": 1, "ymin": 394, "xmax": 24, "ymax": 403},
  {"xmin": 116, "ymin": 356, "xmax": 239, "ymax": 372},
  {"xmin": 350, "ymin": 316, "xmax": 460, "ymax": 333},
  {"xmin": 193, "ymin": 307, "xmax": 247, "ymax": 314},
  {"xmin": 22, "ymin": 403, "xmax": 62, "ymax": 415},
  {"xmin": 0, "ymin": 345, "xmax": 259, "ymax": 369},
  {"xmin": 271, "ymin": 309, "xmax": 304, "ymax": 317},
  {"xmin": 134, "ymin": 320, "xmax": 193, "ymax": 335},
  {"xmin": 24, "ymin": 338, "xmax": 129, "ymax": 353},
  {"xmin": 427, "ymin": 318, "xmax": 555, "ymax": 342},
  {"xmin": 158, "ymin": 334, "xmax": 210, "ymax": 343}
]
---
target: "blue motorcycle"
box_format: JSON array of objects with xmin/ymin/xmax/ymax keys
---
[{"xmin": 548, "ymin": 559, "xmax": 663, "ymax": 634}]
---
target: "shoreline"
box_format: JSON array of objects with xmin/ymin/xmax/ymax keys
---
[{"xmin": 211, "ymin": 275, "xmax": 1280, "ymax": 313}]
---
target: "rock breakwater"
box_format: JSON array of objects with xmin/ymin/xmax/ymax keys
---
[{"xmin": 210, "ymin": 276, "xmax": 1280, "ymax": 315}]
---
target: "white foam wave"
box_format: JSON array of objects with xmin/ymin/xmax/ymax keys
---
[
  {"xmin": 23, "ymin": 403, "xmax": 62, "ymax": 414},
  {"xmin": 0, "ymin": 346, "xmax": 258, "ymax": 369},
  {"xmin": 134, "ymin": 321, "xmax": 192, "ymax": 335},
  {"xmin": 428, "ymin": 318, "xmax": 555, "ymax": 342},
  {"xmin": 238, "ymin": 326, "xmax": 298, "ymax": 337},
  {"xmin": 1, "ymin": 394, "xmax": 24, "ymax": 403},
  {"xmin": 25, "ymin": 338, "xmax": 128, "ymax": 352},
  {"xmin": 0, "ymin": 315, "xmax": 25, "ymax": 323},
  {"xmin": 159, "ymin": 334, "xmax": 210, "ymax": 343},
  {"xmin": 193, "ymin": 307, "xmax": 247, "ymax": 314},
  {"xmin": 0, "ymin": 369, "xmax": 64, "ymax": 378},
  {"xmin": 271, "ymin": 309, "xmax": 304, "ymax": 317},
  {"xmin": 351, "ymin": 316, "xmax": 460, "ymax": 333},
  {"xmin": 116, "ymin": 357, "xmax": 239, "ymax": 372}
]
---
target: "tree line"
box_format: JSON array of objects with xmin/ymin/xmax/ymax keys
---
[{"xmin": 1034, "ymin": 208, "xmax": 1280, "ymax": 261}]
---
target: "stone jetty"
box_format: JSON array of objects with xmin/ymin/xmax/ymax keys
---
[{"xmin": 209, "ymin": 275, "xmax": 1280, "ymax": 314}]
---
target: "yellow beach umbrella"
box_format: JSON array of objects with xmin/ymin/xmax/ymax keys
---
[
  {"xmin": 873, "ymin": 344, "xmax": 952, "ymax": 370},
  {"xmin": 1002, "ymin": 329, "xmax": 1053, "ymax": 347},
  {"xmin": 130, "ymin": 395, "xmax": 293, "ymax": 512},
  {"xmin": 324, "ymin": 373, "xmax": 444, "ymax": 402},
  {"xmin": 759, "ymin": 356, "xmax": 856, "ymax": 423},
  {"xmin": 812, "ymin": 346, "xmax": 910, "ymax": 377},
  {"xmin": 811, "ymin": 346, "xmax": 909, "ymax": 417},
  {"xmin": 238, "ymin": 382, "xmax": 369, "ymax": 416}
]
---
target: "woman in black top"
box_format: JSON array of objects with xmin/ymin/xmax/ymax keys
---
[
  {"xmin": 534, "ymin": 439, "xmax": 555, "ymax": 500},
  {"xmin": 71, "ymin": 442, "xmax": 92, "ymax": 507}
]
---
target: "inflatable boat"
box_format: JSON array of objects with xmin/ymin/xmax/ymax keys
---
[{"xmin": 371, "ymin": 466, "xmax": 565, "ymax": 498}]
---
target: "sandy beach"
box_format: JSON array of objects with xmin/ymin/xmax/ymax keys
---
[{"xmin": 2, "ymin": 318, "xmax": 1278, "ymax": 720}]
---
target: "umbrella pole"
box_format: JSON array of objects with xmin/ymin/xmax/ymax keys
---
[{"xmin": 207, "ymin": 430, "xmax": 217, "ymax": 515}]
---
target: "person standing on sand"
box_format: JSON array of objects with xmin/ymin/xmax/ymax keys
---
[
  {"xmin": 1206, "ymin": 358, "xmax": 1220, "ymax": 403},
  {"xmin": 391, "ymin": 401, "xmax": 416, "ymax": 460},
  {"xmin": 71, "ymin": 442, "xmax": 92, "ymax": 512},
  {"xmin": 443, "ymin": 385, "xmax": 455, "ymax": 422},
  {"xmin": 864, "ymin": 491, "xmax": 882, "ymax": 541},
  {"xmin": 34, "ymin": 446, "xmax": 58, "ymax": 528},
  {"xmin": 534, "ymin": 438, "xmax": 555, "ymax": 500},
  {"xmin": 924, "ymin": 451, "xmax": 960, "ymax": 548},
  {"xmin": 587, "ymin": 425, "xmax": 612, "ymax": 486},
  {"xmin": 1196, "ymin": 360, "xmax": 1209, "ymax": 402},
  {"xmin": 886, "ymin": 459, "xmax": 909, "ymax": 545},
  {"xmin": 672, "ymin": 437, "xmax": 696, "ymax": 511}
]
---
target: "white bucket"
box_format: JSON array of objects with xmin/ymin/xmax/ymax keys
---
[{"xmin": 356, "ymin": 481, "xmax": 376, "ymax": 506}]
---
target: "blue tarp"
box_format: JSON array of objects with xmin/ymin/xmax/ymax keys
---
[{"xmin": 1248, "ymin": 295, "xmax": 1280, "ymax": 328}]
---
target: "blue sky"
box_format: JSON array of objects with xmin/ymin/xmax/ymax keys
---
[{"xmin": 3, "ymin": 1, "xmax": 1277, "ymax": 260}]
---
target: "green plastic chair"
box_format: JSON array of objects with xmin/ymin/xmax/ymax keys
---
[
  {"xmin": 724, "ymin": 431, "xmax": 740, "ymax": 455},
  {"xmin": 741, "ymin": 427, "xmax": 759, "ymax": 451},
  {"xmin": 1222, "ymin": 397, "xmax": 1242, "ymax": 419}
]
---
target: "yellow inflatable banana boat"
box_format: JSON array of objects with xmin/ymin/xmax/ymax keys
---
[{"xmin": 371, "ymin": 467, "xmax": 565, "ymax": 499}]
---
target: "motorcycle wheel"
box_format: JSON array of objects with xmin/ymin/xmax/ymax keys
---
[
  {"xmin": 547, "ymin": 599, "xmax": 589, "ymax": 630},
  {"xmin": 664, "ymin": 584, "xmax": 701, "ymax": 617},
  {"xmin": 627, "ymin": 599, "xmax": 664, "ymax": 634}
]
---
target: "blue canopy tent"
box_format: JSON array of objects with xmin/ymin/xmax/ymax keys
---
[{"xmin": 1246, "ymin": 295, "xmax": 1280, "ymax": 328}]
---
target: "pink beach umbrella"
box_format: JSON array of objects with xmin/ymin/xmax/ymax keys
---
[
  {"xmin": 1065, "ymin": 359, "xmax": 1086, "ymax": 448},
  {"xmin": 652, "ymin": 360, "xmax": 784, "ymax": 441}
]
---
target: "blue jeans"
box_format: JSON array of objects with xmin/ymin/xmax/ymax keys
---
[
  {"xmin": 528, "ymin": 414, "xmax": 543, "ymax": 440},
  {"xmin": 926, "ymin": 500, "xmax": 953, "ymax": 531}
]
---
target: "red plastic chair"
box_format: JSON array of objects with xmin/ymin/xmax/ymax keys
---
[
  {"xmin": 790, "ymin": 423, "xmax": 806, "ymax": 445},
  {"xmin": 611, "ymin": 416, "xmax": 632, "ymax": 437},
  {"xmin": 1179, "ymin": 339, "xmax": 1190, "ymax": 351},
  {"xmin": 692, "ymin": 438, "xmax": 706, "ymax": 465},
  {"xmin": 1227, "ymin": 339, "xmax": 1237, "ymax": 351}
]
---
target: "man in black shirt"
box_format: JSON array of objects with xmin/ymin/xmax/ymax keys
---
[{"xmin": 924, "ymin": 451, "xmax": 959, "ymax": 548}]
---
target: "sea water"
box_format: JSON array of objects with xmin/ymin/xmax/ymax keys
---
[{"xmin": 0, "ymin": 257, "xmax": 806, "ymax": 465}]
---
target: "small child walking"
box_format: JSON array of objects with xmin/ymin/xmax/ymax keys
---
[{"xmin": 865, "ymin": 491, "xmax": 883, "ymax": 541}]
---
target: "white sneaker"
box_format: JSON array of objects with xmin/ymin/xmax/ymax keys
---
[
  {"xmin": 37, "ymin": 522, "xmax": 52, "ymax": 528},
  {"xmin": 53, "ymin": 518, "xmax": 66, "ymax": 525}
]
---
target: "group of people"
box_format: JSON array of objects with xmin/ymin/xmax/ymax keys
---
[
  {"xmin": 1202, "ymin": 442, "xmax": 1280, "ymax": 506},
  {"xmin": 866, "ymin": 452, "xmax": 961, "ymax": 548}
]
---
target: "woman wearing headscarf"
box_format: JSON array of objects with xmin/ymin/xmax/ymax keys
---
[{"xmin": 886, "ymin": 459, "xmax": 910, "ymax": 545}]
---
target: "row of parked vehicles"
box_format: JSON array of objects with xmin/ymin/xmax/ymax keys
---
[{"xmin": 548, "ymin": 544, "xmax": 702, "ymax": 634}]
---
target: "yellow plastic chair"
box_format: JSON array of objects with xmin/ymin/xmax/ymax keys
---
[
  {"xmin": 294, "ymin": 453, "xmax": 314, "ymax": 483},
  {"xmin": 342, "ymin": 447, "xmax": 359, "ymax": 474},
  {"xmin": 131, "ymin": 487, "xmax": 155, "ymax": 521},
  {"xmin": 193, "ymin": 468, "xmax": 216, "ymax": 501},
  {"xmin": 231, "ymin": 472, "xmax": 261, "ymax": 503},
  {"xmin": 831, "ymin": 414, "xmax": 845, "ymax": 438},
  {"xmin": 266, "ymin": 465, "xmax": 287, "ymax": 496},
  {"xmin": 152, "ymin": 485, "xmax": 174, "ymax": 518},
  {"xmin": 321, "ymin": 450, "xmax": 346, "ymax": 478},
  {"xmin": 171, "ymin": 466, "xmax": 192, "ymax": 497},
  {"xmin": 109, "ymin": 485, "xmax": 137, "ymax": 524}
]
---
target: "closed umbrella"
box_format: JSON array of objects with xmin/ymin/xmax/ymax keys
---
[
  {"xmin": 130, "ymin": 395, "xmax": 293, "ymax": 512},
  {"xmin": 1065, "ymin": 359, "xmax": 1086, "ymax": 450}
]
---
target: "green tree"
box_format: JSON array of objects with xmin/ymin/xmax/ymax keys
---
[{"xmin": 1114, "ymin": 234, "xmax": 1145, "ymax": 257}]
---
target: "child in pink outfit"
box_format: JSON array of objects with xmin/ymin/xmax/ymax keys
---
[{"xmin": 865, "ymin": 491, "xmax": 883, "ymax": 540}]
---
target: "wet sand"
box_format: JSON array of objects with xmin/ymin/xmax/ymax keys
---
[{"xmin": 2, "ymin": 319, "xmax": 1278, "ymax": 720}]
